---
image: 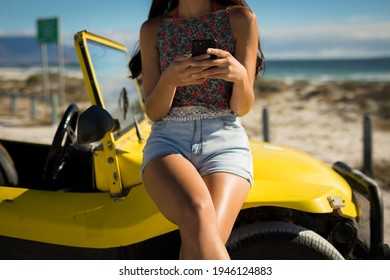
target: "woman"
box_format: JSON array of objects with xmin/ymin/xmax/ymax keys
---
[{"xmin": 129, "ymin": 0, "xmax": 264, "ymax": 259}]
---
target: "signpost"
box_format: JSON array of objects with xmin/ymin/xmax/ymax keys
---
[
  {"xmin": 37, "ymin": 18, "xmax": 58, "ymax": 43},
  {"xmin": 36, "ymin": 17, "xmax": 65, "ymax": 123}
]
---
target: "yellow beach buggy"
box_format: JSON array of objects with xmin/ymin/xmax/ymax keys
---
[{"xmin": 0, "ymin": 31, "xmax": 388, "ymax": 259}]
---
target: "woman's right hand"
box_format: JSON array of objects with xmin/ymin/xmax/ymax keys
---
[{"xmin": 163, "ymin": 54, "xmax": 212, "ymax": 87}]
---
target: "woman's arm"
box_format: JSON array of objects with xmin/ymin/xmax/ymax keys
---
[
  {"xmin": 228, "ymin": 6, "xmax": 259, "ymax": 116},
  {"xmin": 139, "ymin": 18, "xmax": 176, "ymax": 121},
  {"xmin": 140, "ymin": 19, "xmax": 212, "ymax": 121}
]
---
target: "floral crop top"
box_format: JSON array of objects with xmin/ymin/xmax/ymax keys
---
[{"xmin": 157, "ymin": 8, "xmax": 235, "ymax": 121}]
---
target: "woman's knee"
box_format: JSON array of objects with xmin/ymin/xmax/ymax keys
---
[{"xmin": 178, "ymin": 196, "xmax": 216, "ymax": 232}]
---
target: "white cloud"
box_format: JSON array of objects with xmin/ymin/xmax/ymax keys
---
[
  {"xmin": 0, "ymin": 29, "xmax": 35, "ymax": 37},
  {"xmin": 98, "ymin": 29, "xmax": 140, "ymax": 52},
  {"xmin": 346, "ymin": 15, "xmax": 377, "ymax": 23},
  {"xmin": 261, "ymin": 20, "xmax": 390, "ymax": 59},
  {"xmin": 263, "ymin": 21, "xmax": 390, "ymax": 41}
]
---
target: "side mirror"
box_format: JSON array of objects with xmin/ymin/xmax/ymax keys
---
[{"xmin": 77, "ymin": 105, "xmax": 120, "ymax": 144}]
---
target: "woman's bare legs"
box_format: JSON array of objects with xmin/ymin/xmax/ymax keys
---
[
  {"xmin": 203, "ymin": 173, "xmax": 251, "ymax": 243},
  {"xmin": 143, "ymin": 154, "xmax": 229, "ymax": 259},
  {"xmin": 142, "ymin": 154, "xmax": 251, "ymax": 259}
]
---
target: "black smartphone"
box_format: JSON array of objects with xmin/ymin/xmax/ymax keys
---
[{"xmin": 192, "ymin": 39, "xmax": 217, "ymax": 59}]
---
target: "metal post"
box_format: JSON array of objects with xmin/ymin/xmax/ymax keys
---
[
  {"xmin": 51, "ymin": 95, "xmax": 58, "ymax": 124},
  {"xmin": 262, "ymin": 107, "xmax": 270, "ymax": 142},
  {"xmin": 40, "ymin": 43, "xmax": 50, "ymax": 102},
  {"xmin": 57, "ymin": 16, "xmax": 66, "ymax": 106},
  {"xmin": 31, "ymin": 97, "xmax": 37, "ymax": 120},
  {"xmin": 362, "ymin": 113, "xmax": 373, "ymax": 176}
]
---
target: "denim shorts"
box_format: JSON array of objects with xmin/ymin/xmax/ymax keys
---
[{"xmin": 141, "ymin": 115, "xmax": 253, "ymax": 186}]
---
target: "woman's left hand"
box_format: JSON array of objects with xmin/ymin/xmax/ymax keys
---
[{"xmin": 190, "ymin": 48, "xmax": 247, "ymax": 84}]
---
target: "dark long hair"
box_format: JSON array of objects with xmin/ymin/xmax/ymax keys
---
[{"xmin": 129, "ymin": 0, "xmax": 265, "ymax": 78}]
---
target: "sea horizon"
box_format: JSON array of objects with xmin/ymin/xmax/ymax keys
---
[
  {"xmin": 1, "ymin": 57, "xmax": 390, "ymax": 83},
  {"xmin": 261, "ymin": 57, "xmax": 390, "ymax": 82}
]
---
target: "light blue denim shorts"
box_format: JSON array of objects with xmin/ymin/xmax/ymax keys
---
[{"xmin": 141, "ymin": 115, "xmax": 253, "ymax": 186}]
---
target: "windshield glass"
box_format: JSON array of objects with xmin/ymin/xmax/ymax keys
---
[{"xmin": 87, "ymin": 40, "xmax": 144, "ymax": 139}]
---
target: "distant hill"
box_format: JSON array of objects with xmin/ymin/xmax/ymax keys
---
[{"xmin": 0, "ymin": 36, "xmax": 77, "ymax": 65}]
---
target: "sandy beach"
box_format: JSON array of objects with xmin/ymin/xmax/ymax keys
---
[{"xmin": 1, "ymin": 71, "xmax": 389, "ymax": 245}]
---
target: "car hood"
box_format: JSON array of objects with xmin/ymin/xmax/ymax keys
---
[{"xmin": 245, "ymin": 141, "xmax": 356, "ymax": 218}]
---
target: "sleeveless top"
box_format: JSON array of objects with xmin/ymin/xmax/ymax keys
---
[{"xmin": 157, "ymin": 8, "xmax": 235, "ymax": 121}]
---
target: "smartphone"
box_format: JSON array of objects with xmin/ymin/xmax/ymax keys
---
[{"xmin": 192, "ymin": 39, "xmax": 217, "ymax": 59}]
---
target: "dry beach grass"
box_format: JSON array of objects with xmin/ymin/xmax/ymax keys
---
[{"xmin": 1, "ymin": 72, "xmax": 389, "ymax": 245}]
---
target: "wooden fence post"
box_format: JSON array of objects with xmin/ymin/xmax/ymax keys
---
[
  {"xmin": 262, "ymin": 107, "xmax": 270, "ymax": 142},
  {"xmin": 51, "ymin": 95, "xmax": 58, "ymax": 124},
  {"xmin": 10, "ymin": 93, "xmax": 17, "ymax": 115},
  {"xmin": 362, "ymin": 113, "xmax": 373, "ymax": 176}
]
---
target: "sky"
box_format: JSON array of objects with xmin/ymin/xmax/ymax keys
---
[{"xmin": 1, "ymin": 0, "xmax": 390, "ymax": 59}]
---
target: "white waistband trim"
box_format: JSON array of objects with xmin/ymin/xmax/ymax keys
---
[{"xmin": 163, "ymin": 106, "xmax": 234, "ymax": 121}]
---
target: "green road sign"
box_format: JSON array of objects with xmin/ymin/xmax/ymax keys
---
[{"xmin": 37, "ymin": 18, "xmax": 58, "ymax": 43}]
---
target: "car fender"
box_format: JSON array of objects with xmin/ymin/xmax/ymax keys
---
[{"xmin": 0, "ymin": 185, "xmax": 176, "ymax": 249}]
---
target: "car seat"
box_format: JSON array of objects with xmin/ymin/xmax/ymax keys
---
[{"xmin": 0, "ymin": 143, "xmax": 18, "ymax": 186}]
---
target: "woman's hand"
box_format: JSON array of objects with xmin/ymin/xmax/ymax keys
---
[
  {"xmin": 142, "ymin": 53, "xmax": 215, "ymax": 121},
  {"xmin": 163, "ymin": 54, "xmax": 214, "ymax": 87},
  {"xmin": 189, "ymin": 48, "xmax": 248, "ymax": 84},
  {"xmin": 190, "ymin": 47, "xmax": 255, "ymax": 117}
]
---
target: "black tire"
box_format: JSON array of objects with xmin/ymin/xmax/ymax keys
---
[{"xmin": 227, "ymin": 221, "xmax": 344, "ymax": 260}]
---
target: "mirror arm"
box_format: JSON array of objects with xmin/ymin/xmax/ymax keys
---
[{"xmin": 132, "ymin": 112, "xmax": 144, "ymax": 143}]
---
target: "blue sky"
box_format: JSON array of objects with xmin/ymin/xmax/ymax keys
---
[{"xmin": 1, "ymin": 0, "xmax": 390, "ymax": 59}]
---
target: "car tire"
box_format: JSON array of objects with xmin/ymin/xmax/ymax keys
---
[{"xmin": 227, "ymin": 221, "xmax": 344, "ymax": 260}]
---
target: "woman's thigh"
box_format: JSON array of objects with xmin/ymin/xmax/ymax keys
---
[
  {"xmin": 142, "ymin": 154, "xmax": 215, "ymax": 225},
  {"xmin": 203, "ymin": 172, "xmax": 251, "ymax": 243}
]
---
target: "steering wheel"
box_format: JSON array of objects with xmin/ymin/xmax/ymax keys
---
[{"xmin": 43, "ymin": 103, "xmax": 79, "ymax": 184}]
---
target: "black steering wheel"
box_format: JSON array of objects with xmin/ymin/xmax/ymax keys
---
[{"xmin": 43, "ymin": 103, "xmax": 79, "ymax": 184}]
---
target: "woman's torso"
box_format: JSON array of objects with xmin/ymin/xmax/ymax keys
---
[{"xmin": 157, "ymin": 8, "xmax": 235, "ymax": 121}]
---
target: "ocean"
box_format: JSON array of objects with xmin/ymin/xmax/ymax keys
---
[
  {"xmin": 1, "ymin": 57, "xmax": 390, "ymax": 82},
  {"xmin": 262, "ymin": 57, "xmax": 390, "ymax": 82}
]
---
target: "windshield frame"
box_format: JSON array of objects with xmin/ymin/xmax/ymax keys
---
[{"xmin": 74, "ymin": 31, "xmax": 145, "ymax": 141}]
